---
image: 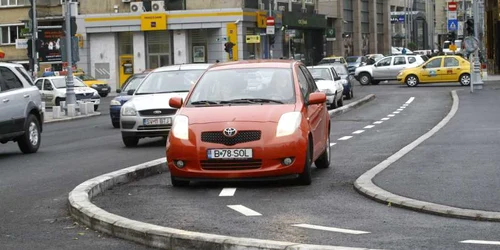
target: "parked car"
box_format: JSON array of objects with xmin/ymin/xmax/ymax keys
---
[
  {"xmin": 361, "ymin": 54, "xmax": 385, "ymax": 66},
  {"xmin": 397, "ymin": 55, "xmax": 471, "ymax": 87},
  {"xmin": 346, "ymin": 56, "xmax": 367, "ymax": 74},
  {"xmin": 166, "ymin": 60, "xmax": 331, "ymax": 187},
  {"xmin": 109, "ymin": 72, "xmax": 148, "ymax": 128},
  {"xmin": 0, "ymin": 62, "xmax": 44, "ymax": 154},
  {"xmin": 331, "ymin": 64, "xmax": 354, "ymax": 100},
  {"xmin": 74, "ymin": 72, "xmax": 111, "ymax": 97},
  {"xmin": 354, "ymin": 55, "xmax": 426, "ymax": 85},
  {"xmin": 318, "ymin": 56, "xmax": 348, "ymax": 67},
  {"xmin": 34, "ymin": 76, "xmax": 101, "ymax": 111},
  {"xmin": 307, "ymin": 65, "xmax": 344, "ymax": 109},
  {"xmin": 120, "ymin": 63, "xmax": 211, "ymax": 147}
]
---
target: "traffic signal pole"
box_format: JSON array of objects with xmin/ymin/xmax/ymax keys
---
[
  {"xmin": 471, "ymin": 0, "xmax": 483, "ymax": 90},
  {"xmin": 30, "ymin": 0, "xmax": 38, "ymax": 79},
  {"xmin": 65, "ymin": 0, "xmax": 76, "ymax": 105}
]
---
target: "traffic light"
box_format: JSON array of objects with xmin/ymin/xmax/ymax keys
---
[
  {"xmin": 224, "ymin": 42, "xmax": 234, "ymax": 53},
  {"xmin": 269, "ymin": 35, "xmax": 275, "ymax": 46},
  {"xmin": 63, "ymin": 17, "xmax": 77, "ymax": 37},
  {"xmin": 465, "ymin": 19, "xmax": 474, "ymax": 36},
  {"xmin": 447, "ymin": 31, "xmax": 456, "ymax": 42}
]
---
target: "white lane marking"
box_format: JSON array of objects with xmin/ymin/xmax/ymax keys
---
[
  {"xmin": 393, "ymin": 111, "xmax": 400, "ymax": 114},
  {"xmin": 352, "ymin": 130, "xmax": 365, "ymax": 134},
  {"xmin": 397, "ymin": 108, "xmax": 404, "ymax": 111},
  {"xmin": 292, "ymin": 224, "xmax": 370, "ymax": 235},
  {"xmin": 460, "ymin": 240, "xmax": 500, "ymax": 245},
  {"xmin": 373, "ymin": 121, "xmax": 384, "ymax": 124},
  {"xmin": 330, "ymin": 143, "xmax": 337, "ymax": 147},
  {"xmin": 388, "ymin": 114, "xmax": 395, "ymax": 117},
  {"xmin": 364, "ymin": 125, "xmax": 375, "ymax": 129},
  {"xmin": 219, "ymin": 188, "xmax": 236, "ymax": 197},
  {"xmin": 405, "ymin": 97, "xmax": 415, "ymax": 104},
  {"xmin": 227, "ymin": 205, "xmax": 262, "ymax": 216},
  {"xmin": 338, "ymin": 136, "xmax": 353, "ymax": 141},
  {"xmin": 381, "ymin": 118, "xmax": 390, "ymax": 121}
]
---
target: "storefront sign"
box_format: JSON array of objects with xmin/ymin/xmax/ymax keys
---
[
  {"xmin": 141, "ymin": 13, "xmax": 167, "ymax": 31},
  {"xmin": 37, "ymin": 28, "xmax": 64, "ymax": 63},
  {"xmin": 282, "ymin": 12, "xmax": 327, "ymax": 29},
  {"xmin": 15, "ymin": 39, "xmax": 28, "ymax": 49},
  {"xmin": 256, "ymin": 10, "xmax": 268, "ymax": 28},
  {"xmin": 246, "ymin": 35, "xmax": 261, "ymax": 43},
  {"xmin": 326, "ymin": 28, "xmax": 336, "ymax": 41}
]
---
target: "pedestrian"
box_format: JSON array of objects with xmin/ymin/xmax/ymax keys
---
[{"xmin": 402, "ymin": 47, "xmax": 407, "ymax": 55}]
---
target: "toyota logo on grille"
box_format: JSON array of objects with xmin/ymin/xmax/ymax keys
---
[
  {"xmin": 153, "ymin": 110, "xmax": 162, "ymax": 114},
  {"xmin": 223, "ymin": 128, "xmax": 237, "ymax": 137}
]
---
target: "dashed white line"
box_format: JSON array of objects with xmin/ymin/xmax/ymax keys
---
[
  {"xmin": 330, "ymin": 142, "xmax": 337, "ymax": 147},
  {"xmin": 381, "ymin": 118, "xmax": 390, "ymax": 121},
  {"xmin": 364, "ymin": 125, "xmax": 375, "ymax": 129},
  {"xmin": 338, "ymin": 136, "xmax": 353, "ymax": 141},
  {"xmin": 388, "ymin": 114, "xmax": 395, "ymax": 117},
  {"xmin": 352, "ymin": 130, "xmax": 365, "ymax": 134},
  {"xmin": 373, "ymin": 121, "xmax": 384, "ymax": 124},
  {"xmin": 393, "ymin": 111, "xmax": 400, "ymax": 114},
  {"xmin": 460, "ymin": 240, "xmax": 500, "ymax": 246},
  {"xmin": 397, "ymin": 108, "xmax": 404, "ymax": 111},
  {"xmin": 292, "ymin": 224, "xmax": 370, "ymax": 235},
  {"xmin": 405, "ymin": 97, "xmax": 415, "ymax": 104},
  {"xmin": 227, "ymin": 205, "xmax": 262, "ymax": 216},
  {"xmin": 219, "ymin": 188, "xmax": 236, "ymax": 197}
]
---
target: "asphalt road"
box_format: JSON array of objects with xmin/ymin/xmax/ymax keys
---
[{"xmin": 93, "ymin": 82, "xmax": 500, "ymax": 250}]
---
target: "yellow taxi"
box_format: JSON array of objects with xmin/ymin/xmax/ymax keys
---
[
  {"xmin": 318, "ymin": 56, "xmax": 348, "ymax": 67},
  {"xmin": 397, "ymin": 55, "xmax": 471, "ymax": 87},
  {"xmin": 74, "ymin": 72, "xmax": 111, "ymax": 97}
]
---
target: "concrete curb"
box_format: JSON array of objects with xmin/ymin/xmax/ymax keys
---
[
  {"xmin": 68, "ymin": 158, "xmax": 377, "ymax": 250},
  {"xmin": 354, "ymin": 90, "xmax": 500, "ymax": 222},
  {"xmin": 45, "ymin": 112, "xmax": 101, "ymax": 124},
  {"xmin": 329, "ymin": 94, "xmax": 376, "ymax": 117}
]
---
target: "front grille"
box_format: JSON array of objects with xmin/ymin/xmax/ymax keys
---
[
  {"xmin": 137, "ymin": 125, "xmax": 171, "ymax": 130},
  {"xmin": 75, "ymin": 93, "xmax": 93, "ymax": 99},
  {"xmin": 121, "ymin": 121, "xmax": 136, "ymax": 129},
  {"xmin": 201, "ymin": 131, "xmax": 261, "ymax": 146},
  {"xmin": 200, "ymin": 159, "xmax": 262, "ymax": 170},
  {"xmin": 139, "ymin": 109, "xmax": 177, "ymax": 116}
]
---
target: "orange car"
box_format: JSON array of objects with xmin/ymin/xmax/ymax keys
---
[{"xmin": 166, "ymin": 60, "xmax": 331, "ymax": 186}]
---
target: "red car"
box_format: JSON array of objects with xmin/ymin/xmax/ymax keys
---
[{"xmin": 166, "ymin": 60, "xmax": 331, "ymax": 186}]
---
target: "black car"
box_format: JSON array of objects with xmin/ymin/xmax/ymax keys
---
[{"xmin": 331, "ymin": 64, "xmax": 354, "ymax": 100}]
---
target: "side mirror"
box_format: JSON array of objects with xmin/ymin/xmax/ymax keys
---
[
  {"xmin": 169, "ymin": 97, "xmax": 183, "ymax": 109},
  {"xmin": 127, "ymin": 89, "xmax": 135, "ymax": 95},
  {"xmin": 334, "ymin": 76, "xmax": 341, "ymax": 81},
  {"xmin": 116, "ymin": 89, "xmax": 122, "ymax": 93},
  {"xmin": 308, "ymin": 92, "xmax": 327, "ymax": 105}
]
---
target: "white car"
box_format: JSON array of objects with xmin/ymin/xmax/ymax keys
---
[
  {"xmin": 354, "ymin": 55, "xmax": 426, "ymax": 85},
  {"xmin": 34, "ymin": 76, "xmax": 101, "ymax": 111},
  {"xmin": 120, "ymin": 64, "xmax": 211, "ymax": 147},
  {"xmin": 307, "ymin": 65, "xmax": 344, "ymax": 109}
]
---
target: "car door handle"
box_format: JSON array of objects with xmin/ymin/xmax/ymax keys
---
[
  {"xmin": 24, "ymin": 94, "xmax": 30, "ymax": 98},
  {"xmin": 2, "ymin": 99, "xmax": 9, "ymax": 103}
]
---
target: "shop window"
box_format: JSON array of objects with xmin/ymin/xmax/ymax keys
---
[
  {"xmin": 118, "ymin": 32, "xmax": 133, "ymax": 55},
  {"xmin": 147, "ymin": 31, "xmax": 170, "ymax": 69}
]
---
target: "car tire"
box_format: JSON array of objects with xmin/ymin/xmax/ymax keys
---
[
  {"xmin": 297, "ymin": 140, "xmax": 313, "ymax": 185},
  {"xmin": 171, "ymin": 175, "xmax": 190, "ymax": 187},
  {"xmin": 94, "ymin": 105, "xmax": 99, "ymax": 111},
  {"xmin": 459, "ymin": 73, "xmax": 471, "ymax": 86},
  {"xmin": 314, "ymin": 132, "xmax": 331, "ymax": 169},
  {"xmin": 337, "ymin": 95, "xmax": 344, "ymax": 107},
  {"xmin": 345, "ymin": 88, "xmax": 352, "ymax": 100},
  {"xmin": 55, "ymin": 98, "xmax": 62, "ymax": 107},
  {"xmin": 371, "ymin": 80, "xmax": 380, "ymax": 85},
  {"xmin": 405, "ymin": 74, "xmax": 419, "ymax": 87},
  {"xmin": 112, "ymin": 121, "xmax": 120, "ymax": 128},
  {"xmin": 17, "ymin": 114, "xmax": 41, "ymax": 154},
  {"xmin": 329, "ymin": 94, "xmax": 338, "ymax": 109},
  {"xmin": 122, "ymin": 136, "xmax": 139, "ymax": 147},
  {"xmin": 100, "ymin": 93, "xmax": 108, "ymax": 98},
  {"xmin": 359, "ymin": 73, "xmax": 371, "ymax": 85}
]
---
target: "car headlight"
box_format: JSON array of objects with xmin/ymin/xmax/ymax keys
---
[
  {"xmin": 276, "ymin": 112, "xmax": 302, "ymax": 137},
  {"xmin": 172, "ymin": 115, "xmax": 189, "ymax": 140},
  {"xmin": 121, "ymin": 105, "xmax": 137, "ymax": 116},
  {"xmin": 110, "ymin": 99, "xmax": 121, "ymax": 106},
  {"xmin": 91, "ymin": 84, "xmax": 98, "ymax": 88}
]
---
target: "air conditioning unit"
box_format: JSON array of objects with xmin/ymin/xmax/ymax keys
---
[
  {"xmin": 130, "ymin": 2, "xmax": 144, "ymax": 13},
  {"xmin": 151, "ymin": 1, "xmax": 165, "ymax": 12}
]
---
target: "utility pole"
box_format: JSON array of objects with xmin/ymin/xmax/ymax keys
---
[
  {"xmin": 65, "ymin": 1, "xmax": 76, "ymax": 105},
  {"xmin": 471, "ymin": 0, "xmax": 483, "ymax": 90},
  {"xmin": 30, "ymin": 0, "xmax": 38, "ymax": 79}
]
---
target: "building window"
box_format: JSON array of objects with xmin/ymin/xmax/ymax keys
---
[
  {"xmin": 0, "ymin": 0, "xmax": 27, "ymax": 7},
  {"xmin": 0, "ymin": 25, "xmax": 22, "ymax": 45},
  {"xmin": 118, "ymin": 32, "xmax": 133, "ymax": 55}
]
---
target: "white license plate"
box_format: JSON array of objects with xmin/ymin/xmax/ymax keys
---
[
  {"xmin": 143, "ymin": 117, "xmax": 172, "ymax": 126},
  {"xmin": 207, "ymin": 149, "xmax": 253, "ymax": 159},
  {"xmin": 101, "ymin": 88, "xmax": 108, "ymax": 91}
]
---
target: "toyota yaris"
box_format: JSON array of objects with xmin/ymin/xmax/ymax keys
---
[{"xmin": 166, "ymin": 60, "xmax": 331, "ymax": 187}]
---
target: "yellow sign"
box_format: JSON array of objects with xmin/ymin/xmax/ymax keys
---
[
  {"xmin": 75, "ymin": 34, "xmax": 84, "ymax": 48},
  {"xmin": 449, "ymin": 44, "xmax": 457, "ymax": 51},
  {"xmin": 140, "ymin": 13, "xmax": 167, "ymax": 31},
  {"xmin": 246, "ymin": 35, "xmax": 260, "ymax": 44},
  {"xmin": 226, "ymin": 23, "xmax": 238, "ymax": 61},
  {"xmin": 256, "ymin": 10, "xmax": 267, "ymax": 28}
]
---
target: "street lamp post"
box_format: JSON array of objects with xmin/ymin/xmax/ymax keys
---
[
  {"xmin": 471, "ymin": 0, "xmax": 483, "ymax": 91},
  {"xmin": 65, "ymin": 1, "xmax": 76, "ymax": 105}
]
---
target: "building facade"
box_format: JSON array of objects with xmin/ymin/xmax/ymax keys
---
[{"xmin": 389, "ymin": 0, "xmax": 432, "ymax": 51}]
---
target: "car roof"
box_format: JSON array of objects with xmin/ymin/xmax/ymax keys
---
[
  {"xmin": 152, "ymin": 63, "xmax": 213, "ymax": 72},
  {"xmin": 207, "ymin": 60, "xmax": 295, "ymax": 71},
  {"xmin": 307, "ymin": 65, "xmax": 332, "ymax": 69},
  {"xmin": 0, "ymin": 62, "xmax": 24, "ymax": 68}
]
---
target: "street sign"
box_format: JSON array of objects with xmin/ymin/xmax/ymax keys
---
[
  {"xmin": 447, "ymin": 11, "xmax": 457, "ymax": 20},
  {"xmin": 15, "ymin": 39, "xmax": 28, "ymax": 49},
  {"xmin": 448, "ymin": 20, "xmax": 458, "ymax": 31},
  {"xmin": 266, "ymin": 26, "xmax": 275, "ymax": 35},
  {"xmin": 245, "ymin": 35, "xmax": 260, "ymax": 43},
  {"xmin": 448, "ymin": 1, "xmax": 457, "ymax": 11},
  {"xmin": 266, "ymin": 16, "xmax": 275, "ymax": 27}
]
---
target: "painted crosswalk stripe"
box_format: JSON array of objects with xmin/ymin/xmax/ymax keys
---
[
  {"xmin": 292, "ymin": 224, "xmax": 370, "ymax": 235},
  {"xmin": 364, "ymin": 125, "xmax": 375, "ymax": 129},
  {"xmin": 381, "ymin": 118, "xmax": 390, "ymax": 121},
  {"xmin": 405, "ymin": 97, "xmax": 415, "ymax": 104},
  {"xmin": 219, "ymin": 188, "xmax": 236, "ymax": 197},
  {"xmin": 388, "ymin": 114, "xmax": 395, "ymax": 117},
  {"xmin": 352, "ymin": 130, "xmax": 364, "ymax": 134},
  {"xmin": 330, "ymin": 143, "xmax": 337, "ymax": 147},
  {"xmin": 460, "ymin": 240, "xmax": 500, "ymax": 245},
  {"xmin": 397, "ymin": 108, "xmax": 404, "ymax": 111},
  {"xmin": 373, "ymin": 121, "xmax": 384, "ymax": 124},
  {"xmin": 227, "ymin": 205, "xmax": 262, "ymax": 216},
  {"xmin": 338, "ymin": 136, "xmax": 353, "ymax": 141},
  {"xmin": 393, "ymin": 111, "xmax": 400, "ymax": 114}
]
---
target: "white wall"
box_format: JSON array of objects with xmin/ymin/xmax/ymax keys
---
[
  {"xmin": 173, "ymin": 30, "xmax": 189, "ymax": 64},
  {"xmin": 89, "ymin": 33, "xmax": 118, "ymax": 91},
  {"xmin": 132, "ymin": 32, "xmax": 146, "ymax": 73}
]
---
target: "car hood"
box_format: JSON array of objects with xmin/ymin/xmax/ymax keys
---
[
  {"xmin": 347, "ymin": 62, "xmax": 359, "ymax": 67},
  {"xmin": 84, "ymin": 80, "xmax": 107, "ymax": 86},
  {"xmin": 58, "ymin": 87, "xmax": 97, "ymax": 95},
  {"xmin": 180, "ymin": 104, "xmax": 297, "ymax": 125},
  {"xmin": 127, "ymin": 92, "xmax": 189, "ymax": 111},
  {"xmin": 315, "ymin": 80, "xmax": 335, "ymax": 91},
  {"xmin": 114, "ymin": 94, "xmax": 133, "ymax": 105}
]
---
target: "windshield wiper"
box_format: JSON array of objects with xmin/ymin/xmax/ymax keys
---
[
  {"xmin": 156, "ymin": 90, "xmax": 188, "ymax": 94},
  {"xmin": 190, "ymin": 100, "xmax": 221, "ymax": 105},
  {"xmin": 221, "ymin": 98, "xmax": 284, "ymax": 104}
]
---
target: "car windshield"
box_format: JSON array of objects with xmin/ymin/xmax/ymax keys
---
[
  {"xmin": 187, "ymin": 68, "xmax": 295, "ymax": 105},
  {"xmin": 123, "ymin": 76, "xmax": 146, "ymax": 92},
  {"xmin": 346, "ymin": 56, "xmax": 361, "ymax": 63},
  {"xmin": 135, "ymin": 70, "xmax": 204, "ymax": 95},
  {"xmin": 52, "ymin": 78, "xmax": 86, "ymax": 88},
  {"xmin": 307, "ymin": 68, "xmax": 333, "ymax": 81},
  {"xmin": 332, "ymin": 65, "xmax": 348, "ymax": 75},
  {"xmin": 77, "ymin": 74, "xmax": 96, "ymax": 81}
]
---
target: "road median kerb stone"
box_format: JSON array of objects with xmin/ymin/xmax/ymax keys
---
[
  {"xmin": 353, "ymin": 90, "xmax": 500, "ymax": 222},
  {"xmin": 329, "ymin": 94, "xmax": 376, "ymax": 117},
  {"xmin": 68, "ymin": 157, "xmax": 376, "ymax": 250},
  {"xmin": 44, "ymin": 112, "xmax": 101, "ymax": 124}
]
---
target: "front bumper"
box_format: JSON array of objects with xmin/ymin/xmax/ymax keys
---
[
  {"xmin": 91, "ymin": 85, "xmax": 111, "ymax": 94},
  {"xmin": 166, "ymin": 123, "xmax": 309, "ymax": 180},
  {"xmin": 120, "ymin": 113, "xmax": 174, "ymax": 138}
]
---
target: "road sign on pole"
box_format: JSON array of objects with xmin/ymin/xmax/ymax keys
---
[
  {"xmin": 448, "ymin": 1, "xmax": 457, "ymax": 11},
  {"xmin": 448, "ymin": 20, "xmax": 458, "ymax": 32}
]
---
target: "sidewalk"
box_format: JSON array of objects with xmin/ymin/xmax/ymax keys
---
[
  {"xmin": 372, "ymin": 82, "xmax": 500, "ymax": 213},
  {"xmin": 44, "ymin": 109, "xmax": 101, "ymax": 124}
]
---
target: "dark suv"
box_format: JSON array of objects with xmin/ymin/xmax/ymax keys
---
[{"xmin": 0, "ymin": 63, "xmax": 44, "ymax": 153}]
